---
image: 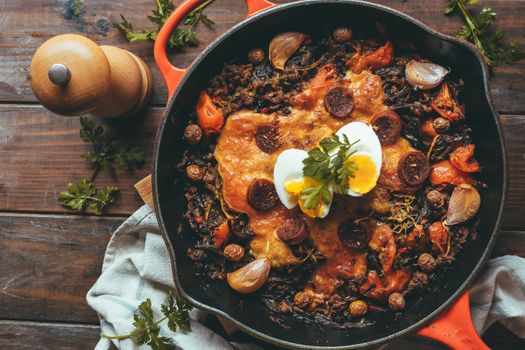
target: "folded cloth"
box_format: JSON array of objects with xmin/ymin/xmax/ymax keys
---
[
  {"xmin": 87, "ymin": 205, "xmax": 525, "ymax": 349},
  {"xmin": 470, "ymin": 255, "xmax": 525, "ymax": 337}
]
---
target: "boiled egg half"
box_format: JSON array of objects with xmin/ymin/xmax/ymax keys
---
[
  {"xmin": 273, "ymin": 149, "xmax": 332, "ymax": 218},
  {"xmin": 336, "ymin": 122, "xmax": 382, "ymax": 196},
  {"xmin": 273, "ymin": 122, "xmax": 382, "ymax": 218}
]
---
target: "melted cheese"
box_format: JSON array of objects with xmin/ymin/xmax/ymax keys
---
[{"xmin": 214, "ymin": 66, "xmax": 411, "ymax": 296}]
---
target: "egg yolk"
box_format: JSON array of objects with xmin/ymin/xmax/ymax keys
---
[
  {"xmin": 347, "ymin": 154, "xmax": 378, "ymax": 194},
  {"xmin": 284, "ymin": 177, "xmax": 326, "ymax": 218}
]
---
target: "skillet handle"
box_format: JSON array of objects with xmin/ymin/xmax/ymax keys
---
[
  {"xmin": 154, "ymin": 0, "xmax": 277, "ymax": 99},
  {"xmin": 416, "ymin": 291, "xmax": 490, "ymax": 350}
]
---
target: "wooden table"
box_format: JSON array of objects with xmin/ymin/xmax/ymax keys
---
[{"xmin": 0, "ymin": 0, "xmax": 524, "ymax": 349}]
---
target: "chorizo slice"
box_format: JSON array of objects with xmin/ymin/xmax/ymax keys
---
[
  {"xmin": 324, "ymin": 86, "xmax": 354, "ymax": 119},
  {"xmin": 371, "ymin": 110, "xmax": 402, "ymax": 145},
  {"xmin": 398, "ymin": 151, "xmax": 430, "ymax": 186},
  {"xmin": 247, "ymin": 179, "xmax": 279, "ymax": 211},
  {"xmin": 338, "ymin": 218, "xmax": 374, "ymax": 250},
  {"xmin": 255, "ymin": 123, "xmax": 282, "ymax": 154},
  {"xmin": 277, "ymin": 217, "xmax": 308, "ymax": 245}
]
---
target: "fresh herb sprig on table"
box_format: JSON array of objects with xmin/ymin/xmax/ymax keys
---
[
  {"xmin": 57, "ymin": 118, "xmax": 145, "ymax": 215},
  {"xmin": 58, "ymin": 180, "xmax": 118, "ymax": 216},
  {"xmin": 80, "ymin": 117, "xmax": 145, "ymax": 181},
  {"xmin": 301, "ymin": 134, "xmax": 359, "ymax": 209},
  {"xmin": 445, "ymin": 0, "xmax": 525, "ymax": 66},
  {"xmin": 101, "ymin": 292, "xmax": 193, "ymax": 350},
  {"xmin": 114, "ymin": 0, "xmax": 215, "ymax": 49}
]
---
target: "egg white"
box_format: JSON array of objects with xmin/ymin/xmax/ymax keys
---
[
  {"xmin": 335, "ymin": 122, "xmax": 382, "ymax": 197},
  {"xmin": 273, "ymin": 149, "xmax": 308, "ymax": 209},
  {"xmin": 273, "ymin": 149, "xmax": 332, "ymax": 218}
]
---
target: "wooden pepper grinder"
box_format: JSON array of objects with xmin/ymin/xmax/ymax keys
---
[{"xmin": 29, "ymin": 34, "xmax": 153, "ymax": 118}]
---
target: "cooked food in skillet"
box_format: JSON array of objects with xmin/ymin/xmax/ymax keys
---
[{"xmin": 179, "ymin": 26, "xmax": 482, "ymax": 328}]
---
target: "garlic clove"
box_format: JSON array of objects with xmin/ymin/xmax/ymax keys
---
[
  {"xmin": 269, "ymin": 32, "xmax": 308, "ymax": 70},
  {"xmin": 227, "ymin": 258, "xmax": 271, "ymax": 294},
  {"xmin": 446, "ymin": 184, "xmax": 480, "ymax": 225},
  {"xmin": 405, "ymin": 60, "xmax": 449, "ymax": 90}
]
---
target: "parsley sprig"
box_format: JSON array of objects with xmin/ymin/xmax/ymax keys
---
[
  {"xmin": 445, "ymin": 0, "xmax": 525, "ymax": 66},
  {"xmin": 80, "ymin": 117, "xmax": 145, "ymax": 181},
  {"xmin": 58, "ymin": 179, "xmax": 118, "ymax": 216},
  {"xmin": 57, "ymin": 118, "xmax": 145, "ymax": 215},
  {"xmin": 101, "ymin": 292, "xmax": 193, "ymax": 350},
  {"xmin": 114, "ymin": 0, "xmax": 215, "ymax": 49},
  {"xmin": 301, "ymin": 134, "xmax": 359, "ymax": 209}
]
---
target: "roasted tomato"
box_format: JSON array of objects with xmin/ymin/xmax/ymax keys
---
[
  {"xmin": 349, "ymin": 41, "xmax": 394, "ymax": 74},
  {"xmin": 421, "ymin": 119, "xmax": 438, "ymax": 138},
  {"xmin": 450, "ymin": 144, "xmax": 481, "ymax": 173},
  {"xmin": 359, "ymin": 269, "xmax": 412, "ymax": 301},
  {"xmin": 214, "ymin": 221, "xmax": 231, "ymax": 248},
  {"xmin": 428, "ymin": 221, "xmax": 449, "ymax": 255},
  {"xmin": 368, "ymin": 224, "xmax": 396, "ymax": 272},
  {"xmin": 293, "ymin": 63, "xmax": 338, "ymax": 110},
  {"xmin": 430, "ymin": 160, "xmax": 474, "ymax": 186},
  {"xmin": 196, "ymin": 91, "xmax": 224, "ymax": 135},
  {"xmin": 406, "ymin": 224, "xmax": 428, "ymax": 252},
  {"xmin": 430, "ymin": 83, "xmax": 464, "ymax": 122}
]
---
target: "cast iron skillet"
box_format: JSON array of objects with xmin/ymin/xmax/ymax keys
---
[{"xmin": 151, "ymin": 0, "xmax": 506, "ymax": 348}]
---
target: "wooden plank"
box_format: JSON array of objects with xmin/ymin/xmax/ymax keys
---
[
  {"xmin": 0, "ymin": 105, "xmax": 161, "ymax": 215},
  {"xmin": 0, "ymin": 0, "xmax": 245, "ymax": 106},
  {"xmin": 1, "ymin": 105, "xmax": 524, "ymax": 227},
  {"xmin": 0, "ymin": 319, "xmax": 521, "ymax": 350},
  {"xmin": 0, "ymin": 213, "xmax": 121, "ymax": 324},
  {"xmin": 0, "ymin": 321, "xmax": 100, "ymax": 350},
  {"xmin": 0, "ymin": 212, "xmax": 522, "ymax": 325},
  {"xmin": 0, "ymin": 0, "xmax": 523, "ymax": 113}
]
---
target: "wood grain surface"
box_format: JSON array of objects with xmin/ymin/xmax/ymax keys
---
[{"xmin": 0, "ymin": 0, "xmax": 524, "ymax": 349}]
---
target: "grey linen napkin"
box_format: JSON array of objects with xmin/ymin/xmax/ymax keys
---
[{"xmin": 87, "ymin": 205, "xmax": 525, "ymax": 349}]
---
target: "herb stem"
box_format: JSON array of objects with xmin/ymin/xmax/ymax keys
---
[
  {"xmin": 101, "ymin": 333, "xmax": 134, "ymax": 340},
  {"xmin": 456, "ymin": 1, "xmax": 486, "ymax": 57}
]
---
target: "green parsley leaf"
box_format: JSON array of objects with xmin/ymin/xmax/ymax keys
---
[
  {"xmin": 58, "ymin": 179, "xmax": 118, "ymax": 215},
  {"xmin": 445, "ymin": 1, "xmax": 524, "ymax": 67},
  {"xmin": 79, "ymin": 117, "xmax": 145, "ymax": 180},
  {"xmin": 101, "ymin": 291, "xmax": 193, "ymax": 349},
  {"xmin": 162, "ymin": 291, "xmax": 192, "ymax": 332},
  {"xmin": 300, "ymin": 134, "xmax": 360, "ymax": 209},
  {"xmin": 300, "ymin": 183, "xmax": 333, "ymax": 210},
  {"xmin": 79, "ymin": 116, "xmax": 103, "ymax": 143},
  {"xmin": 114, "ymin": 0, "xmax": 215, "ymax": 50}
]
